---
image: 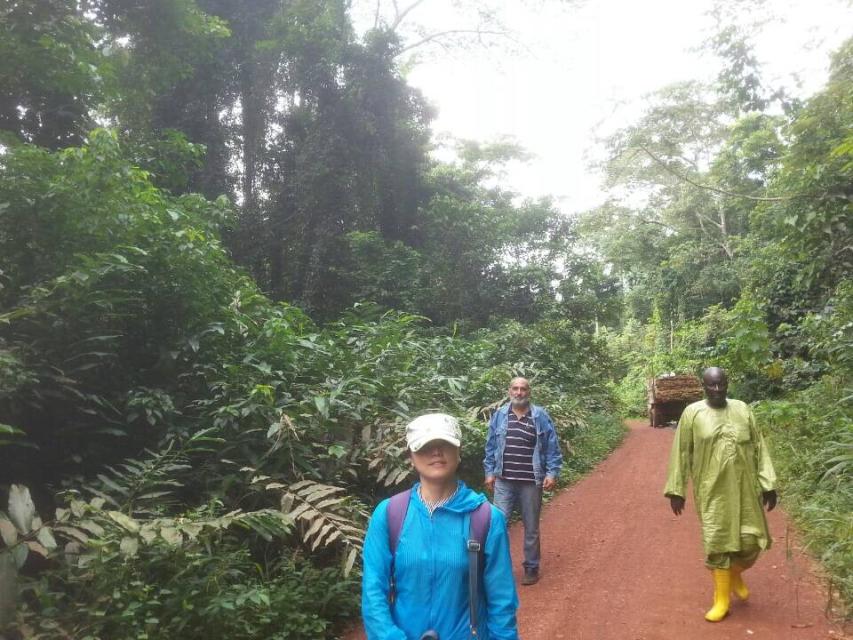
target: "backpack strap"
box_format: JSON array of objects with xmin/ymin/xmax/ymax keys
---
[
  {"xmin": 386, "ymin": 489, "xmax": 412, "ymax": 605},
  {"xmin": 467, "ymin": 501, "xmax": 492, "ymax": 637},
  {"xmin": 470, "ymin": 500, "xmax": 492, "ymax": 548}
]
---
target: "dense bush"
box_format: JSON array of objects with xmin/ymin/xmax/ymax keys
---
[
  {"xmin": 0, "ymin": 130, "xmax": 240, "ymax": 481},
  {"xmin": 560, "ymin": 414, "xmax": 626, "ymax": 483},
  {"xmin": 20, "ymin": 541, "xmax": 357, "ymax": 640},
  {"xmin": 755, "ymin": 377, "xmax": 852, "ymax": 618}
]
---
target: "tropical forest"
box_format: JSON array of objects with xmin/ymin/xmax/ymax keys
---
[{"xmin": 0, "ymin": 0, "xmax": 850, "ymax": 638}]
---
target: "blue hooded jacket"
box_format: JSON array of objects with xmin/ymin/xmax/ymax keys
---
[{"xmin": 361, "ymin": 481, "xmax": 519, "ymax": 640}]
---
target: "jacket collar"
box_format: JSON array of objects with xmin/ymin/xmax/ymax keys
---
[
  {"xmin": 409, "ymin": 480, "xmax": 486, "ymax": 514},
  {"xmin": 498, "ymin": 402, "xmax": 542, "ymax": 417}
]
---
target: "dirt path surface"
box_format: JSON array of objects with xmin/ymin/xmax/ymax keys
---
[
  {"xmin": 512, "ymin": 419, "xmax": 847, "ymax": 640},
  {"xmin": 347, "ymin": 420, "xmax": 849, "ymax": 639}
]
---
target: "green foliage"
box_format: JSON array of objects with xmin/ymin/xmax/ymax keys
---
[
  {"xmin": 18, "ymin": 521, "xmax": 357, "ymax": 639},
  {"xmin": 0, "ymin": 348, "xmax": 36, "ymax": 445},
  {"xmin": 3, "ymin": 440, "xmax": 361, "ymax": 636},
  {"xmin": 559, "ymin": 414, "xmax": 626, "ymax": 484},
  {"xmin": 799, "ymin": 281, "xmax": 853, "ymax": 374},
  {"xmin": 333, "ymin": 231, "xmax": 423, "ymax": 312},
  {"xmin": 755, "ymin": 378, "xmax": 853, "ymax": 618},
  {"xmin": 0, "ymin": 130, "xmax": 240, "ymax": 474},
  {"xmin": 710, "ymin": 295, "xmax": 773, "ymax": 395},
  {"xmin": 329, "ymin": 145, "xmax": 577, "ymax": 326},
  {"xmin": 604, "ymin": 310, "xmax": 716, "ymax": 415},
  {"xmin": 2, "ymin": 300, "xmax": 618, "ymax": 636},
  {"xmin": 0, "ymin": 0, "xmax": 602, "ymax": 329},
  {"xmin": 753, "ymin": 38, "xmax": 853, "ymax": 297},
  {"xmin": 610, "ymin": 366, "xmax": 649, "ymax": 417},
  {"xmin": 585, "ymin": 86, "xmax": 791, "ymax": 327},
  {"xmin": 0, "ymin": 0, "xmax": 104, "ymax": 148},
  {"xmin": 707, "ymin": 22, "xmax": 771, "ymax": 114}
]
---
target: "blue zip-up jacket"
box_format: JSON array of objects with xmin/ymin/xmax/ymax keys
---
[
  {"xmin": 361, "ymin": 481, "xmax": 519, "ymax": 640},
  {"xmin": 483, "ymin": 404, "xmax": 563, "ymax": 485}
]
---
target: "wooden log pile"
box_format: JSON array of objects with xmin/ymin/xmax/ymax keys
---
[{"xmin": 651, "ymin": 375, "xmax": 703, "ymax": 404}]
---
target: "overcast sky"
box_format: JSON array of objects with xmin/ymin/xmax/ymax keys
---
[{"xmin": 354, "ymin": 0, "xmax": 852, "ymax": 214}]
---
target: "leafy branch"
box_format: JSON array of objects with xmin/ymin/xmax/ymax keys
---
[{"xmin": 637, "ymin": 144, "xmax": 805, "ymax": 202}]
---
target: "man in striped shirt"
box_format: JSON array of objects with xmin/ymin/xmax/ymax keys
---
[{"xmin": 484, "ymin": 377, "xmax": 563, "ymax": 586}]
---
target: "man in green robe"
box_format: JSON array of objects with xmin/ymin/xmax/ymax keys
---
[{"xmin": 664, "ymin": 367, "xmax": 778, "ymax": 622}]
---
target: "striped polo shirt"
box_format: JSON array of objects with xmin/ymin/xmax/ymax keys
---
[{"xmin": 502, "ymin": 408, "xmax": 536, "ymax": 481}]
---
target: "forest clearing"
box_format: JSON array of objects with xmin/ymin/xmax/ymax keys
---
[{"xmin": 1, "ymin": 0, "xmax": 850, "ymax": 638}]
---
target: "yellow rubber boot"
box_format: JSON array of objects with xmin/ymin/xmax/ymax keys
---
[
  {"xmin": 705, "ymin": 568, "xmax": 731, "ymax": 622},
  {"xmin": 731, "ymin": 564, "xmax": 750, "ymax": 601}
]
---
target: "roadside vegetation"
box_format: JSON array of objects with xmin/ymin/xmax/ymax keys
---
[{"xmin": 591, "ymin": 37, "xmax": 852, "ymax": 617}]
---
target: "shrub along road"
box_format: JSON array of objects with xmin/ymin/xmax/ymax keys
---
[
  {"xmin": 348, "ymin": 419, "xmax": 848, "ymax": 639},
  {"xmin": 512, "ymin": 419, "xmax": 848, "ymax": 639}
]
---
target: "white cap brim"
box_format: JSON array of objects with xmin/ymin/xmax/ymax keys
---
[{"xmin": 408, "ymin": 434, "xmax": 461, "ymax": 452}]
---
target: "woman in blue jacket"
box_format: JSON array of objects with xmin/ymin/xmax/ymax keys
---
[{"xmin": 362, "ymin": 414, "xmax": 519, "ymax": 640}]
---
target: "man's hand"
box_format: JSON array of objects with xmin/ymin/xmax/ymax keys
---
[
  {"xmin": 669, "ymin": 495, "xmax": 685, "ymax": 516},
  {"xmin": 484, "ymin": 476, "xmax": 496, "ymax": 492},
  {"xmin": 763, "ymin": 490, "xmax": 777, "ymax": 512},
  {"xmin": 542, "ymin": 477, "xmax": 556, "ymax": 492}
]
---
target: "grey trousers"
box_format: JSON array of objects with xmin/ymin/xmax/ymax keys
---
[{"xmin": 493, "ymin": 478, "xmax": 542, "ymax": 570}]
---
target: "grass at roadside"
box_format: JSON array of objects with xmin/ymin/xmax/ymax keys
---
[
  {"xmin": 560, "ymin": 413, "xmax": 628, "ymax": 486},
  {"xmin": 755, "ymin": 377, "xmax": 852, "ymax": 621}
]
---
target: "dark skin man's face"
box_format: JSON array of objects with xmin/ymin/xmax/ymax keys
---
[{"xmin": 702, "ymin": 368, "xmax": 728, "ymax": 408}]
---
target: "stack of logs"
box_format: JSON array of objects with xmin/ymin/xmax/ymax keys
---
[{"xmin": 650, "ymin": 375, "xmax": 703, "ymax": 403}]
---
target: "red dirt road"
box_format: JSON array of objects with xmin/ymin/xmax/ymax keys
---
[
  {"xmin": 347, "ymin": 420, "xmax": 849, "ymax": 639},
  {"xmin": 512, "ymin": 420, "xmax": 848, "ymax": 640}
]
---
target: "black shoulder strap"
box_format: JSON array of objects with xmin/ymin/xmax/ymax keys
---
[
  {"xmin": 387, "ymin": 489, "xmax": 411, "ymax": 554},
  {"xmin": 467, "ymin": 501, "xmax": 492, "ymax": 637},
  {"xmin": 386, "ymin": 489, "xmax": 411, "ymax": 604}
]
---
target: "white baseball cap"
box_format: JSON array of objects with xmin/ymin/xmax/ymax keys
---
[{"xmin": 405, "ymin": 413, "xmax": 461, "ymax": 452}]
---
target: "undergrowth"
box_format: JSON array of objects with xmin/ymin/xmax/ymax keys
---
[
  {"xmin": 755, "ymin": 375, "xmax": 852, "ymax": 621},
  {"xmin": 560, "ymin": 414, "xmax": 627, "ymax": 484}
]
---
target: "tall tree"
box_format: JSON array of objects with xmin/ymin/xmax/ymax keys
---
[
  {"xmin": 748, "ymin": 37, "xmax": 853, "ymax": 332},
  {"xmin": 0, "ymin": 0, "xmax": 103, "ymax": 148}
]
